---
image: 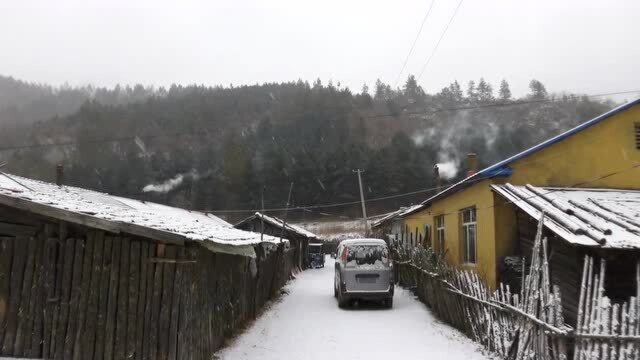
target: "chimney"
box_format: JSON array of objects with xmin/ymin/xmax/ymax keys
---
[
  {"xmin": 56, "ymin": 164, "xmax": 64, "ymax": 186},
  {"xmin": 466, "ymin": 153, "xmax": 478, "ymax": 177},
  {"xmin": 433, "ymin": 164, "xmax": 441, "ymax": 191}
]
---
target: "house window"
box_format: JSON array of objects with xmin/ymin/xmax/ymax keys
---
[
  {"xmin": 635, "ymin": 122, "xmax": 640, "ymax": 149},
  {"xmin": 461, "ymin": 207, "xmax": 477, "ymax": 264},
  {"xmin": 435, "ymin": 215, "xmax": 445, "ymax": 253}
]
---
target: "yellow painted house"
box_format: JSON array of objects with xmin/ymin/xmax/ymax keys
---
[{"xmin": 400, "ymin": 98, "xmax": 640, "ymax": 288}]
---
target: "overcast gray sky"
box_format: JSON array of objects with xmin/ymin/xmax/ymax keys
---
[{"xmin": 1, "ymin": 0, "xmax": 638, "ymax": 98}]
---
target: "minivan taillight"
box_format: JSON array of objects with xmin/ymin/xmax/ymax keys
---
[{"xmin": 341, "ymin": 247, "xmax": 348, "ymax": 262}]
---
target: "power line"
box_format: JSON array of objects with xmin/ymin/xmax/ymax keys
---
[
  {"xmin": 203, "ymin": 175, "xmax": 492, "ymax": 214},
  {"xmin": 393, "ymin": 0, "xmax": 437, "ymax": 88},
  {"xmin": 206, "ymin": 128, "xmax": 630, "ymax": 215},
  {"xmin": 365, "ymin": 90, "xmax": 640, "ymax": 119},
  {"xmin": 209, "ymin": 162, "xmax": 640, "ymax": 220},
  {"xmin": 416, "ymin": 0, "xmax": 465, "ymax": 81},
  {"xmin": 0, "ymin": 89, "xmax": 636, "ymax": 153}
]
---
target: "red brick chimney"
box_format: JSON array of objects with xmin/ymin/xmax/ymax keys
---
[{"xmin": 466, "ymin": 153, "xmax": 478, "ymax": 177}]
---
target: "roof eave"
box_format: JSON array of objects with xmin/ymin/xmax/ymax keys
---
[
  {"xmin": 0, "ymin": 191, "xmax": 275, "ymax": 256},
  {"xmin": 0, "ymin": 191, "xmax": 190, "ymax": 245}
]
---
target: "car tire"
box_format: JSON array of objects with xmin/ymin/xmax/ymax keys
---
[
  {"xmin": 338, "ymin": 291, "xmax": 349, "ymax": 308},
  {"xmin": 384, "ymin": 298, "xmax": 393, "ymax": 309},
  {"xmin": 337, "ymin": 280, "xmax": 348, "ymax": 308}
]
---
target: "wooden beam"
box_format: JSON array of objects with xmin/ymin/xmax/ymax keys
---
[
  {"xmin": 107, "ymin": 222, "xmax": 186, "ymax": 246},
  {"xmin": 0, "ymin": 222, "xmax": 36, "ymax": 236},
  {"xmin": 0, "ymin": 194, "xmax": 121, "ymax": 234}
]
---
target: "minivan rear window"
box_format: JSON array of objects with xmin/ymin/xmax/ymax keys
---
[{"xmin": 345, "ymin": 244, "xmax": 388, "ymax": 268}]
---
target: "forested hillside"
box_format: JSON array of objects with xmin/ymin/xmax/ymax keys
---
[
  {"xmin": 0, "ymin": 75, "xmax": 617, "ymax": 220},
  {"xmin": 0, "ymin": 75, "xmax": 155, "ymax": 144}
]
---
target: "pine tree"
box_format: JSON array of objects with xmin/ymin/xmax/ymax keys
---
[
  {"xmin": 438, "ymin": 81, "xmax": 464, "ymax": 105},
  {"xmin": 374, "ymin": 79, "xmax": 386, "ymax": 100},
  {"xmin": 529, "ymin": 79, "xmax": 547, "ymax": 99},
  {"xmin": 476, "ymin": 78, "xmax": 494, "ymax": 102},
  {"xmin": 450, "ymin": 81, "xmax": 463, "ymax": 102},
  {"xmin": 499, "ymin": 79, "xmax": 511, "ymax": 101},
  {"xmin": 467, "ymin": 80, "xmax": 478, "ymax": 102},
  {"xmin": 359, "ymin": 83, "xmax": 373, "ymax": 106},
  {"xmin": 404, "ymin": 75, "xmax": 418, "ymax": 97},
  {"xmin": 403, "ymin": 75, "xmax": 425, "ymax": 105},
  {"xmin": 361, "ymin": 83, "xmax": 369, "ymax": 95}
]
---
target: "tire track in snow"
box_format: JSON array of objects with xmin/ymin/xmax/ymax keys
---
[{"xmin": 216, "ymin": 256, "xmax": 492, "ymax": 360}]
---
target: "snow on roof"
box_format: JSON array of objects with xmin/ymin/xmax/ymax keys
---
[
  {"xmin": 339, "ymin": 238, "xmax": 387, "ymax": 246},
  {"xmin": 371, "ymin": 210, "xmax": 401, "ymax": 228},
  {"xmin": 0, "ymin": 173, "xmax": 282, "ymax": 247},
  {"xmin": 235, "ymin": 212, "xmax": 318, "ymax": 239},
  {"xmin": 371, "ymin": 204, "xmax": 423, "ymax": 227},
  {"xmin": 492, "ymin": 183, "xmax": 640, "ymax": 249}
]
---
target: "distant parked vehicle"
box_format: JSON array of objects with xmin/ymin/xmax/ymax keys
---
[
  {"xmin": 333, "ymin": 238, "xmax": 393, "ymax": 308},
  {"xmin": 308, "ymin": 243, "xmax": 325, "ymax": 268}
]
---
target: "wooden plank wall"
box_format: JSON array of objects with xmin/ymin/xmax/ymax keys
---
[{"xmin": 0, "ymin": 213, "xmax": 295, "ymax": 360}]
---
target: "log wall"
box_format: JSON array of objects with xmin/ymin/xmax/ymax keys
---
[{"xmin": 0, "ymin": 207, "xmax": 295, "ymax": 360}]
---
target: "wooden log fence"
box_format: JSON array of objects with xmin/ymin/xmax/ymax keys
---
[
  {"xmin": 573, "ymin": 257, "xmax": 640, "ymax": 360},
  {"xmin": 394, "ymin": 213, "xmax": 640, "ymax": 360}
]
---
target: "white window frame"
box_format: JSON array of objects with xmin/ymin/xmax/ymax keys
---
[
  {"xmin": 435, "ymin": 215, "xmax": 445, "ymax": 253},
  {"xmin": 461, "ymin": 207, "xmax": 477, "ymax": 264}
]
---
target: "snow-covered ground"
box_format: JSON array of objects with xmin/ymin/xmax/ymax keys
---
[{"xmin": 216, "ymin": 256, "xmax": 492, "ymax": 360}]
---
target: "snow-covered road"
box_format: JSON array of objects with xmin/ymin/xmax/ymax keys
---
[{"xmin": 216, "ymin": 256, "xmax": 492, "ymax": 360}]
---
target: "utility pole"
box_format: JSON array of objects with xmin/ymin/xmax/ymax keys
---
[
  {"xmin": 353, "ymin": 169, "xmax": 369, "ymax": 236},
  {"xmin": 260, "ymin": 186, "xmax": 265, "ymax": 242},
  {"xmin": 279, "ymin": 182, "xmax": 294, "ymax": 243}
]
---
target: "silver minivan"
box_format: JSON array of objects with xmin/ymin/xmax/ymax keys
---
[{"xmin": 333, "ymin": 238, "xmax": 394, "ymax": 308}]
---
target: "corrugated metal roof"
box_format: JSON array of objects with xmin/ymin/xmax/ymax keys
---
[
  {"xmin": 0, "ymin": 173, "xmax": 281, "ymax": 247},
  {"xmin": 492, "ymin": 183, "xmax": 640, "ymax": 249}
]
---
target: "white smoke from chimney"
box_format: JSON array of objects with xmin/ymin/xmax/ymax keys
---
[
  {"xmin": 142, "ymin": 170, "xmax": 199, "ymax": 193},
  {"xmin": 411, "ymin": 133, "xmax": 426, "ymax": 146},
  {"xmin": 436, "ymin": 159, "xmax": 458, "ymax": 180}
]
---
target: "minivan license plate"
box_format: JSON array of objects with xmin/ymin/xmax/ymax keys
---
[{"xmin": 356, "ymin": 274, "xmax": 379, "ymax": 283}]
